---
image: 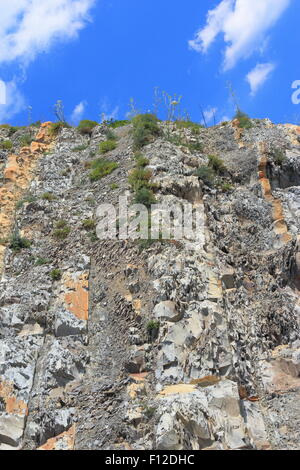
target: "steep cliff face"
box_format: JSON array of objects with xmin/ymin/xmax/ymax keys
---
[{"xmin": 0, "ymin": 119, "xmax": 299, "ymax": 450}]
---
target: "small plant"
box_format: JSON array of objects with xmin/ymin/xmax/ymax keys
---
[
  {"xmin": 49, "ymin": 121, "xmax": 71, "ymax": 136},
  {"xmin": 88, "ymin": 230, "xmax": 98, "ymax": 242},
  {"xmin": 234, "ymin": 109, "xmax": 253, "ymax": 129},
  {"xmin": 72, "ymin": 144, "xmax": 88, "ymax": 152},
  {"xmin": 41, "ymin": 192, "xmax": 56, "ymax": 201},
  {"xmin": 108, "ymin": 119, "xmax": 130, "ymax": 128},
  {"xmin": 0, "ymin": 140, "xmax": 13, "ymax": 150},
  {"xmin": 208, "ymin": 154, "xmax": 226, "ymax": 174},
  {"xmin": 110, "ymin": 183, "xmax": 119, "ymax": 190},
  {"xmin": 188, "ymin": 141, "xmax": 203, "ymax": 152},
  {"xmin": 105, "ymin": 128, "xmax": 117, "ymax": 141},
  {"xmin": 82, "ymin": 219, "xmax": 96, "ymax": 230},
  {"xmin": 146, "ymin": 319, "xmax": 160, "ymax": 340},
  {"xmin": 9, "ymin": 233, "xmax": 31, "ymax": 251},
  {"xmin": 99, "ymin": 139, "xmax": 117, "ymax": 154},
  {"xmin": 50, "ymin": 269, "xmax": 62, "ymax": 281},
  {"xmin": 132, "ymin": 113, "xmax": 161, "ymax": 149},
  {"xmin": 134, "ymin": 152, "xmax": 149, "ymax": 168},
  {"xmin": 35, "ymin": 257, "xmax": 50, "ymax": 266},
  {"xmin": 77, "ymin": 120, "xmax": 98, "ymax": 135},
  {"xmin": 128, "ymin": 167, "xmax": 153, "ymax": 191},
  {"xmin": 134, "ymin": 187, "xmax": 156, "ymax": 207},
  {"xmin": 143, "ymin": 406, "xmax": 156, "ymax": 419},
  {"xmin": 16, "ymin": 195, "xmax": 36, "ymax": 209},
  {"xmin": 53, "ymin": 220, "xmax": 71, "ymax": 240},
  {"xmin": 19, "ymin": 134, "xmax": 32, "ymax": 146},
  {"xmin": 195, "ymin": 166, "xmax": 215, "ymax": 187},
  {"xmin": 175, "ymin": 120, "xmax": 203, "ymax": 134},
  {"xmin": 54, "ymin": 100, "xmax": 66, "ymax": 123},
  {"xmin": 89, "ymin": 158, "xmax": 118, "ymax": 181},
  {"xmin": 221, "ymin": 183, "xmax": 234, "ymax": 192},
  {"xmin": 270, "ymin": 148, "xmax": 286, "ymax": 166}
]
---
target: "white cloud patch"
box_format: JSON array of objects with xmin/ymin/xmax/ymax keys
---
[
  {"xmin": 246, "ymin": 62, "xmax": 275, "ymax": 95},
  {"xmin": 202, "ymin": 106, "xmax": 217, "ymax": 125},
  {"xmin": 71, "ymin": 100, "xmax": 86, "ymax": 124},
  {"xmin": 189, "ymin": 0, "xmax": 290, "ymax": 70},
  {"xmin": 0, "ymin": 79, "xmax": 26, "ymax": 123},
  {"xmin": 0, "ymin": 0, "xmax": 95, "ymax": 66}
]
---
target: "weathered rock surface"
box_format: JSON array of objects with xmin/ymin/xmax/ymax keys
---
[{"xmin": 0, "ymin": 119, "xmax": 299, "ymax": 450}]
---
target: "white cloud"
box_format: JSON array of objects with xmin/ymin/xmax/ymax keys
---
[
  {"xmin": 246, "ymin": 62, "xmax": 275, "ymax": 95},
  {"xmin": 0, "ymin": 0, "xmax": 95, "ymax": 66},
  {"xmin": 70, "ymin": 100, "xmax": 86, "ymax": 124},
  {"xmin": 0, "ymin": 79, "xmax": 26, "ymax": 123},
  {"xmin": 189, "ymin": 0, "xmax": 290, "ymax": 70},
  {"xmin": 202, "ymin": 106, "xmax": 217, "ymax": 125},
  {"xmin": 100, "ymin": 100, "xmax": 119, "ymax": 122}
]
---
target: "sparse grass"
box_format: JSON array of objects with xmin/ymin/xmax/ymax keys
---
[
  {"xmin": 0, "ymin": 125, "xmax": 24, "ymax": 136},
  {"xmin": 195, "ymin": 166, "xmax": 215, "ymax": 187},
  {"xmin": 175, "ymin": 120, "xmax": 203, "ymax": 134},
  {"xmin": 110, "ymin": 183, "xmax": 119, "ymax": 190},
  {"xmin": 72, "ymin": 144, "xmax": 88, "ymax": 152},
  {"xmin": 48, "ymin": 121, "xmax": 71, "ymax": 136},
  {"xmin": 19, "ymin": 134, "xmax": 32, "ymax": 147},
  {"xmin": 234, "ymin": 109, "xmax": 253, "ymax": 129},
  {"xmin": 133, "ymin": 187, "xmax": 156, "ymax": 207},
  {"xmin": 128, "ymin": 167, "xmax": 153, "ymax": 191},
  {"xmin": 132, "ymin": 113, "xmax": 161, "ymax": 149},
  {"xmin": 89, "ymin": 158, "xmax": 118, "ymax": 181},
  {"xmin": 99, "ymin": 139, "xmax": 117, "ymax": 154},
  {"xmin": 221, "ymin": 183, "xmax": 234, "ymax": 192},
  {"xmin": 9, "ymin": 233, "xmax": 31, "ymax": 252},
  {"xmin": 16, "ymin": 195, "xmax": 36, "ymax": 209},
  {"xmin": 53, "ymin": 220, "xmax": 71, "ymax": 240},
  {"xmin": 143, "ymin": 406, "xmax": 156, "ymax": 419},
  {"xmin": 77, "ymin": 120, "xmax": 98, "ymax": 135},
  {"xmin": 50, "ymin": 269, "xmax": 62, "ymax": 281},
  {"xmin": 105, "ymin": 129, "xmax": 117, "ymax": 141},
  {"xmin": 0, "ymin": 140, "xmax": 13, "ymax": 150},
  {"xmin": 108, "ymin": 119, "xmax": 130, "ymax": 128},
  {"xmin": 134, "ymin": 152, "xmax": 149, "ymax": 168},
  {"xmin": 165, "ymin": 133, "xmax": 203, "ymax": 152},
  {"xmin": 41, "ymin": 192, "xmax": 57, "ymax": 201},
  {"xmin": 188, "ymin": 141, "xmax": 203, "ymax": 152},
  {"xmin": 208, "ymin": 154, "xmax": 226, "ymax": 174},
  {"xmin": 82, "ymin": 219, "xmax": 96, "ymax": 230},
  {"xmin": 270, "ymin": 148, "xmax": 286, "ymax": 166},
  {"xmin": 35, "ymin": 257, "xmax": 50, "ymax": 266}
]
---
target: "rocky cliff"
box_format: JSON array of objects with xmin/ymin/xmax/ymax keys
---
[{"xmin": 0, "ymin": 117, "xmax": 299, "ymax": 450}]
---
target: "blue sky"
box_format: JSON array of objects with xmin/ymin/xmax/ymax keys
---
[{"xmin": 0, "ymin": 0, "xmax": 300, "ymax": 126}]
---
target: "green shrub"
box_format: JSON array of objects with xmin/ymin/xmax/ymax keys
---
[
  {"xmin": 41, "ymin": 192, "xmax": 56, "ymax": 201},
  {"xmin": 72, "ymin": 144, "xmax": 88, "ymax": 152},
  {"xmin": 134, "ymin": 152, "xmax": 149, "ymax": 168},
  {"xmin": 110, "ymin": 183, "xmax": 119, "ymax": 190},
  {"xmin": 105, "ymin": 129, "xmax": 117, "ymax": 141},
  {"xmin": 77, "ymin": 120, "xmax": 98, "ymax": 135},
  {"xmin": 9, "ymin": 233, "xmax": 31, "ymax": 251},
  {"xmin": 89, "ymin": 158, "xmax": 118, "ymax": 181},
  {"xmin": 82, "ymin": 219, "xmax": 96, "ymax": 230},
  {"xmin": 195, "ymin": 166, "xmax": 215, "ymax": 186},
  {"xmin": 270, "ymin": 148, "xmax": 286, "ymax": 166},
  {"xmin": 234, "ymin": 109, "xmax": 253, "ymax": 129},
  {"xmin": 49, "ymin": 121, "xmax": 71, "ymax": 136},
  {"xmin": 0, "ymin": 140, "xmax": 13, "ymax": 150},
  {"xmin": 208, "ymin": 154, "xmax": 226, "ymax": 173},
  {"xmin": 16, "ymin": 196, "xmax": 36, "ymax": 209},
  {"xmin": 19, "ymin": 134, "xmax": 32, "ymax": 146},
  {"xmin": 188, "ymin": 141, "xmax": 203, "ymax": 152},
  {"xmin": 134, "ymin": 187, "xmax": 156, "ymax": 207},
  {"xmin": 50, "ymin": 269, "xmax": 62, "ymax": 281},
  {"xmin": 175, "ymin": 120, "xmax": 203, "ymax": 134},
  {"xmin": 99, "ymin": 139, "xmax": 117, "ymax": 154},
  {"xmin": 221, "ymin": 183, "xmax": 234, "ymax": 192},
  {"xmin": 146, "ymin": 319, "xmax": 160, "ymax": 340},
  {"xmin": 35, "ymin": 257, "xmax": 50, "ymax": 266},
  {"xmin": 108, "ymin": 119, "xmax": 130, "ymax": 128},
  {"xmin": 53, "ymin": 220, "xmax": 70, "ymax": 240},
  {"xmin": 132, "ymin": 113, "xmax": 161, "ymax": 149},
  {"xmin": 128, "ymin": 167, "xmax": 153, "ymax": 191}
]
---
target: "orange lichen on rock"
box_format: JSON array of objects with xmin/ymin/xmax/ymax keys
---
[
  {"xmin": 257, "ymin": 146, "xmax": 292, "ymax": 245},
  {"xmin": 0, "ymin": 122, "xmax": 54, "ymax": 276},
  {"xmin": 37, "ymin": 425, "xmax": 76, "ymax": 451},
  {"xmin": 63, "ymin": 272, "xmax": 89, "ymax": 320},
  {"xmin": 0, "ymin": 380, "xmax": 28, "ymax": 416}
]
